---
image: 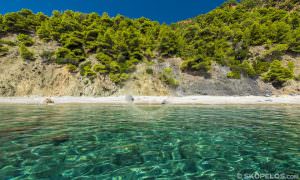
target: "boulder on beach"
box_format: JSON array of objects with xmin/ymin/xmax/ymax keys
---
[
  {"xmin": 161, "ymin": 99, "xmax": 169, "ymax": 105},
  {"xmin": 44, "ymin": 97, "xmax": 54, "ymax": 104}
]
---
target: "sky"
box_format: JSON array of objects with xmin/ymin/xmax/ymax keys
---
[{"xmin": 0, "ymin": 0, "xmax": 226, "ymax": 24}]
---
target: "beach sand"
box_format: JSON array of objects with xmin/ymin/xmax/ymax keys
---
[{"xmin": 0, "ymin": 96, "xmax": 299, "ymax": 105}]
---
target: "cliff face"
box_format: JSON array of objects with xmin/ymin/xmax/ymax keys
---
[
  {"xmin": 0, "ymin": 35, "xmax": 117, "ymax": 97},
  {"xmin": 0, "ymin": 36, "xmax": 299, "ymax": 97}
]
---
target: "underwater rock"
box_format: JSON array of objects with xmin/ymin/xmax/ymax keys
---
[
  {"xmin": 51, "ymin": 135, "xmax": 70, "ymax": 146},
  {"xmin": 112, "ymin": 146, "xmax": 144, "ymax": 166},
  {"xmin": 182, "ymin": 160, "xmax": 198, "ymax": 173},
  {"xmin": 178, "ymin": 143, "xmax": 202, "ymax": 160},
  {"xmin": 112, "ymin": 152, "xmax": 144, "ymax": 166}
]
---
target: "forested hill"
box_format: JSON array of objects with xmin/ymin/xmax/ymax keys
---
[
  {"xmin": 241, "ymin": 0, "xmax": 300, "ymax": 11},
  {"xmin": 176, "ymin": 0, "xmax": 300, "ymax": 87},
  {"xmin": 0, "ymin": 0, "xmax": 300, "ymax": 96}
]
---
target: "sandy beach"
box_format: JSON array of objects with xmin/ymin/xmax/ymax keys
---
[{"xmin": 0, "ymin": 96, "xmax": 300, "ymax": 105}]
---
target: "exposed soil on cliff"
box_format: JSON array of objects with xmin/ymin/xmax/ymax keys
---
[{"xmin": 0, "ymin": 36, "xmax": 299, "ymax": 97}]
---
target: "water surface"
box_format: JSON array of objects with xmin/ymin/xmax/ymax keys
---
[{"xmin": 0, "ymin": 104, "xmax": 299, "ymax": 179}]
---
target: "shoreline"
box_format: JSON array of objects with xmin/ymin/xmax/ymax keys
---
[{"xmin": 0, "ymin": 96, "xmax": 300, "ymax": 105}]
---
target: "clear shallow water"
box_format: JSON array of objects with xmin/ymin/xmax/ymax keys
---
[{"xmin": 0, "ymin": 105, "xmax": 299, "ymax": 179}]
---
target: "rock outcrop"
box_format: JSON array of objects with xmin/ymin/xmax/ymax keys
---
[{"xmin": 0, "ymin": 37, "xmax": 299, "ymax": 97}]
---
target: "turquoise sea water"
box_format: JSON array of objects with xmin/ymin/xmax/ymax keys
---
[{"xmin": 0, "ymin": 104, "xmax": 299, "ymax": 179}]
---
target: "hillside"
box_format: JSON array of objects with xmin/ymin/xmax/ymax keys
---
[
  {"xmin": 0, "ymin": 0, "xmax": 300, "ymax": 96},
  {"xmin": 241, "ymin": 0, "xmax": 300, "ymax": 11}
]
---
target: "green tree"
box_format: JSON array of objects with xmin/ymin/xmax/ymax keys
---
[
  {"xmin": 158, "ymin": 25, "xmax": 179, "ymax": 57},
  {"xmin": 17, "ymin": 34, "xmax": 34, "ymax": 46},
  {"xmin": 0, "ymin": 45, "xmax": 9, "ymax": 56},
  {"xmin": 19, "ymin": 44, "xmax": 35, "ymax": 61},
  {"xmin": 263, "ymin": 60, "xmax": 294, "ymax": 87}
]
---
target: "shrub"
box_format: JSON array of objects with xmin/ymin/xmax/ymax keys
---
[
  {"xmin": 36, "ymin": 25, "xmax": 51, "ymax": 42},
  {"xmin": 79, "ymin": 61, "xmax": 96, "ymax": 77},
  {"xmin": 109, "ymin": 73, "xmax": 129, "ymax": 83},
  {"xmin": 108, "ymin": 61, "xmax": 121, "ymax": 73},
  {"xmin": 145, "ymin": 48, "xmax": 155, "ymax": 59},
  {"xmin": 63, "ymin": 36, "xmax": 84, "ymax": 50},
  {"xmin": 55, "ymin": 47, "xmax": 83, "ymax": 65},
  {"xmin": 263, "ymin": 44, "xmax": 288, "ymax": 59},
  {"xmin": 263, "ymin": 60, "xmax": 294, "ymax": 88},
  {"xmin": 93, "ymin": 64, "xmax": 107, "ymax": 74},
  {"xmin": 146, "ymin": 67, "xmax": 154, "ymax": 74},
  {"xmin": 158, "ymin": 25, "xmax": 179, "ymax": 57},
  {"xmin": 85, "ymin": 41, "xmax": 99, "ymax": 53},
  {"xmin": 227, "ymin": 71, "xmax": 241, "ymax": 79},
  {"xmin": 17, "ymin": 34, "xmax": 34, "ymax": 46},
  {"xmin": 85, "ymin": 30, "xmax": 99, "ymax": 41},
  {"xmin": 66, "ymin": 64, "xmax": 78, "ymax": 73},
  {"xmin": 40, "ymin": 50, "xmax": 54, "ymax": 62},
  {"xmin": 131, "ymin": 51, "xmax": 144, "ymax": 61},
  {"xmin": 159, "ymin": 67, "xmax": 179, "ymax": 87},
  {"xmin": 240, "ymin": 61, "xmax": 257, "ymax": 78},
  {"xmin": 19, "ymin": 44, "xmax": 35, "ymax": 61},
  {"xmin": 123, "ymin": 58, "xmax": 139, "ymax": 72},
  {"xmin": 95, "ymin": 52, "xmax": 113, "ymax": 64},
  {"xmin": 295, "ymin": 74, "xmax": 300, "ymax": 81},
  {"xmin": 0, "ymin": 45, "xmax": 9, "ymax": 56},
  {"xmin": 0, "ymin": 39, "xmax": 16, "ymax": 46},
  {"xmin": 181, "ymin": 56, "xmax": 212, "ymax": 73},
  {"xmin": 253, "ymin": 60, "xmax": 270, "ymax": 75}
]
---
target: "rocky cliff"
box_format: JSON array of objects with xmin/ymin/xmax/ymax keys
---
[{"xmin": 1, "ymin": 35, "xmax": 299, "ymax": 96}]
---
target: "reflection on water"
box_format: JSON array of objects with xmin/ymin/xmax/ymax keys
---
[{"xmin": 0, "ymin": 104, "xmax": 299, "ymax": 179}]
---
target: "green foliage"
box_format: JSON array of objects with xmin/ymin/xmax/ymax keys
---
[
  {"xmin": 79, "ymin": 61, "xmax": 96, "ymax": 77},
  {"xmin": 0, "ymin": 5, "xmax": 299, "ymax": 86},
  {"xmin": 66, "ymin": 64, "xmax": 78, "ymax": 73},
  {"xmin": 17, "ymin": 34, "xmax": 34, "ymax": 46},
  {"xmin": 0, "ymin": 39, "xmax": 16, "ymax": 46},
  {"xmin": 181, "ymin": 56, "xmax": 212, "ymax": 74},
  {"xmin": 158, "ymin": 25, "xmax": 179, "ymax": 57},
  {"xmin": 109, "ymin": 73, "xmax": 129, "ymax": 83},
  {"xmin": 295, "ymin": 74, "xmax": 300, "ymax": 81},
  {"xmin": 227, "ymin": 71, "xmax": 241, "ymax": 79},
  {"xmin": 221, "ymin": 0, "xmax": 239, "ymax": 7},
  {"xmin": 263, "ymin": 44, "xmax": 288, "ymax": 59},
  {"xmin": 176, "ymin": 2, "xmax": 299, "ymax": 80},
  {"xmin": 289, "ymin": 28, "xmax": 300, "ymax": 53},
  {"xmin": 36, "ymin": 22, "xmax": 51, "ymax": 42},
  {"xmin": 55, "ymin": 47, "xmax": 84, "ymax": 65},
  {"xmin": 19, "ymin": 44, "xmax": 35, "ymax": 61},
  {"xmin": 96, "ymin": 52, "xmax": 113, "ymax": 64},
  {"xmin": 263, "ymin": 60, "xmax": 294, "ymax": 87},
  {"xmin": 63, "ymin": 36, "xmax": 84, "ymax": 50},
  {"xmin": 240, "ymin": 61, "xmax": 257, "ymax": 78},
  {"xmin": 159, "ymin": 67, "xmax": 179, "ymax": 87},
  {"xmin": 93, "ymin": 64, "xmax": 107, "ymax": 74},
  {"xmin": 40, "ymin": 50, "xmax": 54, "ymax": 62},
  {"xmin": 2, "ymin": 9, "xmax": 44, "ymax": 33},
  {"xmin": 253, "ymin": 60, "xmax": 270, "ymax": 75},
  {"xmin": 0, "ymin": 45, "xmax": 9, "ymax": 56},
  {"xmin": 0, "ymin": 15, "xmax": 5, "ymax": 34},
  {"xmin": 146, "ymin": 67, "xmax": 154, "ymax": 74}
]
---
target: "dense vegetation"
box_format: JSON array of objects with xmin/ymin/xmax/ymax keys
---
[
  {"xmin": 177, "ymin": 0, "xmax": 299, "ymax": 81},
  {"xmin": 0, "ymin": 0, "xmax": 299, "ymax": 87}
]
